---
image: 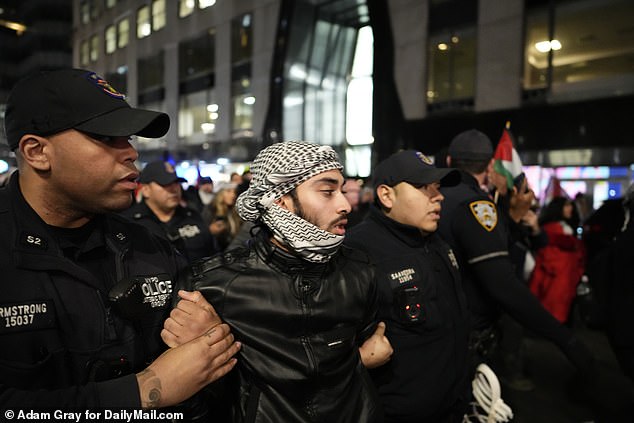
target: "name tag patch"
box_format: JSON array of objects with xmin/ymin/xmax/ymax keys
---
[
  {"xmin": 178, "ymin": 224, "xmax": 201, "ymax": 239},
  {"xmin": 390, "ymin": 268, "xmax": 416, "ymax": 284},
  {"xmin": 20, "ymin": 232, "xmax": 49, "ymax": 250},
  {"xmin": 0, "ymin": 300, "xmax": 55, "ymax": 333}
]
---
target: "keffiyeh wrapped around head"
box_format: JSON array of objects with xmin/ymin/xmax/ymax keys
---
[{"xmin": 236, "ymin": 141, "xmax": 345, "ymax": 263}]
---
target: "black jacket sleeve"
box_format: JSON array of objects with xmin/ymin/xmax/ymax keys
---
[
  {"xmin": 471, "ymin": 257, "xmax": 595, "ymax": 371},
  {"xmin": 0, "ymin": 374, "xmax": 140, "ymax": 409}
]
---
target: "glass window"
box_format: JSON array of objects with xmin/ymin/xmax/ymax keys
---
[
  {"xmin": 283, "ymin": 15, "xmax": 356, "ymax": 146},
  {"xmin": 426, "ymin": 27, "xmax": 476, "ymax": 105},
  {"xmin": 231, "ymin": 69, "xmax": 253, "ymax": 135},
  {"xmin": 232, "ymin": 94, "xmax": 255, "ymax": 134},
  {"xmin": 106, "ymin": 69, "xmax": 127, "ymax": 95},
  {"xmin": 346, "ymin": 26, "xmax": 373, "ymax": 147},
  {"xmin": 524, "ymin": 9, "xmax": 549, "ymax": 89},
  {"xmin": 138, "ymin": 52, "xmax": 164, "ymax": 92},
  {"xmin": 179, "ymin": 29, "xmax": 215, "ymax": 79},
  {"xmin": 137, "ymin": 6, "xmax": 151, "ymax": 39},
  {"xmin": 105, "ymin": 25, "xmax": 117, "ymax": 54},
  {"xmin": 199, "ymin": 0, "xmax": 216, "ymax": 9},
  {"xmin": 231, "ymin": 13, "xmax": 252, "ymax": 64},
  {"xmin": 524, "ymin": 0, "xmax": 634, "ymax": 92},
  {"xmin": 179, "ymin": 0, "xmax": 195, "ymax": 18},
  {"xmin": 80, "ymin": 1, "xmax": 90, "ymax": 24},
  {"xmin": 178, "ymin": 89, "xmax": 218, "ymax": 145},
  {"xmin": 90, "ymin": 34, "xmax": 100, "ymax": 62},
  {"xmin": 117, "ymin": 18, "xmax": 129, "ymax": 48},
  {"xmin": 80, "ymin": 40, "xmax": 90, "ymax": 66},
  {"xmin": 106, "ymin": 0, "xmax": 117, "ymax": 9},
  {"xmin": 152, "ymin": 0, "xmax": 166, "ymax": 31},
  {"xmin": 90, "ymin": 0, "xmax": 99, "ymax": 21}
]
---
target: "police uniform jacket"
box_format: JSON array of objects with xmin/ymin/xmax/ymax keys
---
[
  {"xmin": 122, "ymin": 200, "xmax": 217, "ymax": 262},
  {"xmin": 346, "ymin": 206, "xmax": 469, "ymax": 422},
  {"xmin": 187, "ymin": 228, "xmax": 381, "ymax": 423},
  {"xmin": 0, "ymin": 173, "xmax": 185, "ymax": 408},
  {"xmin": 438, "ymin": 171, "xmax": 572, "ymax": 345}
]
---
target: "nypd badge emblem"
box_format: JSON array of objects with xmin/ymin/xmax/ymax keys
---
[{"xmin": 469, "ymin": 200, "xmax": 497, "ymax": 231}]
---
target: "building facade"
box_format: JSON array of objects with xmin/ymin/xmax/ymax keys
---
[{"xmin": 2, "ymin": 0, "xmax": 633, "ymax": 199}]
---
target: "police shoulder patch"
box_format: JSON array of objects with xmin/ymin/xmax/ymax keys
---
[{"xmin": 468, "ymin": 200, "xmax": 497, "ymax": 232}]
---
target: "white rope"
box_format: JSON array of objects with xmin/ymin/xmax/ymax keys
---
[{"xmin": 463, "ymin": 363, "xmax": 514, "ymax": 423}]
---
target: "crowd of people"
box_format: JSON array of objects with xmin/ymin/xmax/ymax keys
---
[{"xmin": 2, "ymin": 68, "xmax": 632, "ymax": 422}]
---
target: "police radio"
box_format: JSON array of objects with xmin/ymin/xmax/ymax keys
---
[{"xmin": 108, "ymin": 274, "xmax": 174, "ymax": 319}]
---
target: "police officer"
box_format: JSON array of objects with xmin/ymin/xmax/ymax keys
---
[
  {"xmin": 438, "ymin": 129, "xmax": 595, "ymax": 377},
  {"xmin": 346, "ymin": 150, "xmax": 469, "ymax": 423},
  {"xmin": 0, "ymin": 69, "xmax": 239, "ymax": 411},
  {"xmin": 122, "ymin": 161, "xmax": 218, "ymax": 262}
]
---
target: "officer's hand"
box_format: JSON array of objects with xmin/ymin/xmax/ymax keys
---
[
  {"xmin": 161, "ymin": 290, "xmax": 222, "ymax": 348},
  {"xmin": 359, "ymin": 322, "xmax": 393, "ymax": 369},
  {"xmin": 137, "ymin": 324, "xmax": 240, "ymax": 409}
]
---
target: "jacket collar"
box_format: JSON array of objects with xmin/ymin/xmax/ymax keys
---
[
  {"xmin": 252, "ymin": 227, "xmax": 328, "ymax": 280},
  {"xmin": 458, "ymin": 170, "xmax": 481, "ymax": 190},
  {"xmin": 367, "ymin": 205, "xmax": 431, "ymax": 248},
  {"xmin": 131, "ymin": 200, "xmax": 191, "ymax": 222},
  {"xmin": 6, "ymin": 172, "xmax": 131, "ymax": 273}
]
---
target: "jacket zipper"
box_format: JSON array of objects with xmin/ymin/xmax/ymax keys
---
[
  {"xmin": 104, "ymin": 235, "xmax": 130, "ymax": 341},
  {"xmin": 296, "ymin": 274, "xmax": 317, "ymax": 376}
]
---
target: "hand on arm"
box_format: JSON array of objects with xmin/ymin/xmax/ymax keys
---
[
  {"xmin": 358, "ymin": 322, "xmax": 393, "ymax": 369},
  {"xmin": 161, "ymin": 290, "xmax": 222, "ymax": 347},
  {"xmin": 138, "ymin": 324, "xmax": 241, "ymax": 409}
]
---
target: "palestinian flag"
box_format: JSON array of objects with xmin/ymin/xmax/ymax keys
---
[
  {"xmin": 493, "ymin": 123, "xmax": 524, "ymax": 190},
  {"xmin": 542, "ymin": 175, "xmax": 570, "ymax": 206}
]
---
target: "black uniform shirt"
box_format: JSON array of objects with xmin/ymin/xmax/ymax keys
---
[{"xmin": 122, "ymin": 200, "xmax": 217, "ymax": 263}]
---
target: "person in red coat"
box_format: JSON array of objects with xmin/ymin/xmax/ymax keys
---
[{"xmin": 530, "ymin": 196, "xmax": 586, "ymax": 323}]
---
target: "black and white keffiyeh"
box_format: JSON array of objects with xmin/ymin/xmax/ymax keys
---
[{"xmin": 236, "ymin": 141, "xmax": 344, "ymax": 263}]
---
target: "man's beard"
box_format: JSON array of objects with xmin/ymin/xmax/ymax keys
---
[
  {"xmin": 288, "ymin": 190, "xmax": 346, "ymax": 233},
  {"xmin": 288, "ymin": 189, "xmax": 308, "ymax": 222}
]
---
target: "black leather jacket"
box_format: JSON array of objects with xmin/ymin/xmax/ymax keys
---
[{"xmin": 189, "ymin": 229, "xmax": 382, "ymax": 422}]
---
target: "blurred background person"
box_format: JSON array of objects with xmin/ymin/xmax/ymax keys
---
[
  {"xmin": 343, "ymin": 177, "xmax": 365, "ymax": 227},
  {"xmin": 184, "ymin": 175, "xmax": 215, "ymax": 213},
  {"xmin": 529, "ymin": 196, "xmax": 586, "ymax": 324},
  {"xmin": 229, "ymin": 171, "xmax": 243, "ymax": 185},
  {"xmin": 122, "ymin": 160, "xmax": 218, "ymax": 263},
  {"xmin": 203, "ymin": 182, "xmax": 242, "ymax": 251}
]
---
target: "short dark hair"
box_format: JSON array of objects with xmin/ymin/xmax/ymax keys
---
[{"xmin": 450, "ymin": 158, "xmax": 489, "ymax": 175}]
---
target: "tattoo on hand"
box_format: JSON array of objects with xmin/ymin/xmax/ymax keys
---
[{"xmin": 138, "ymin": 369, "xmax": 162, "ymax": 409}]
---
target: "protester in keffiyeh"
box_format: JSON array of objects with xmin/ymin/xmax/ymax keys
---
[
  {"xmin": 236, "ymin": 140, "xmax": 346, "ymax": 263},
  {"xmin": 165, "ymin": 140, "xmax": 392, "ymax": 423}
]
